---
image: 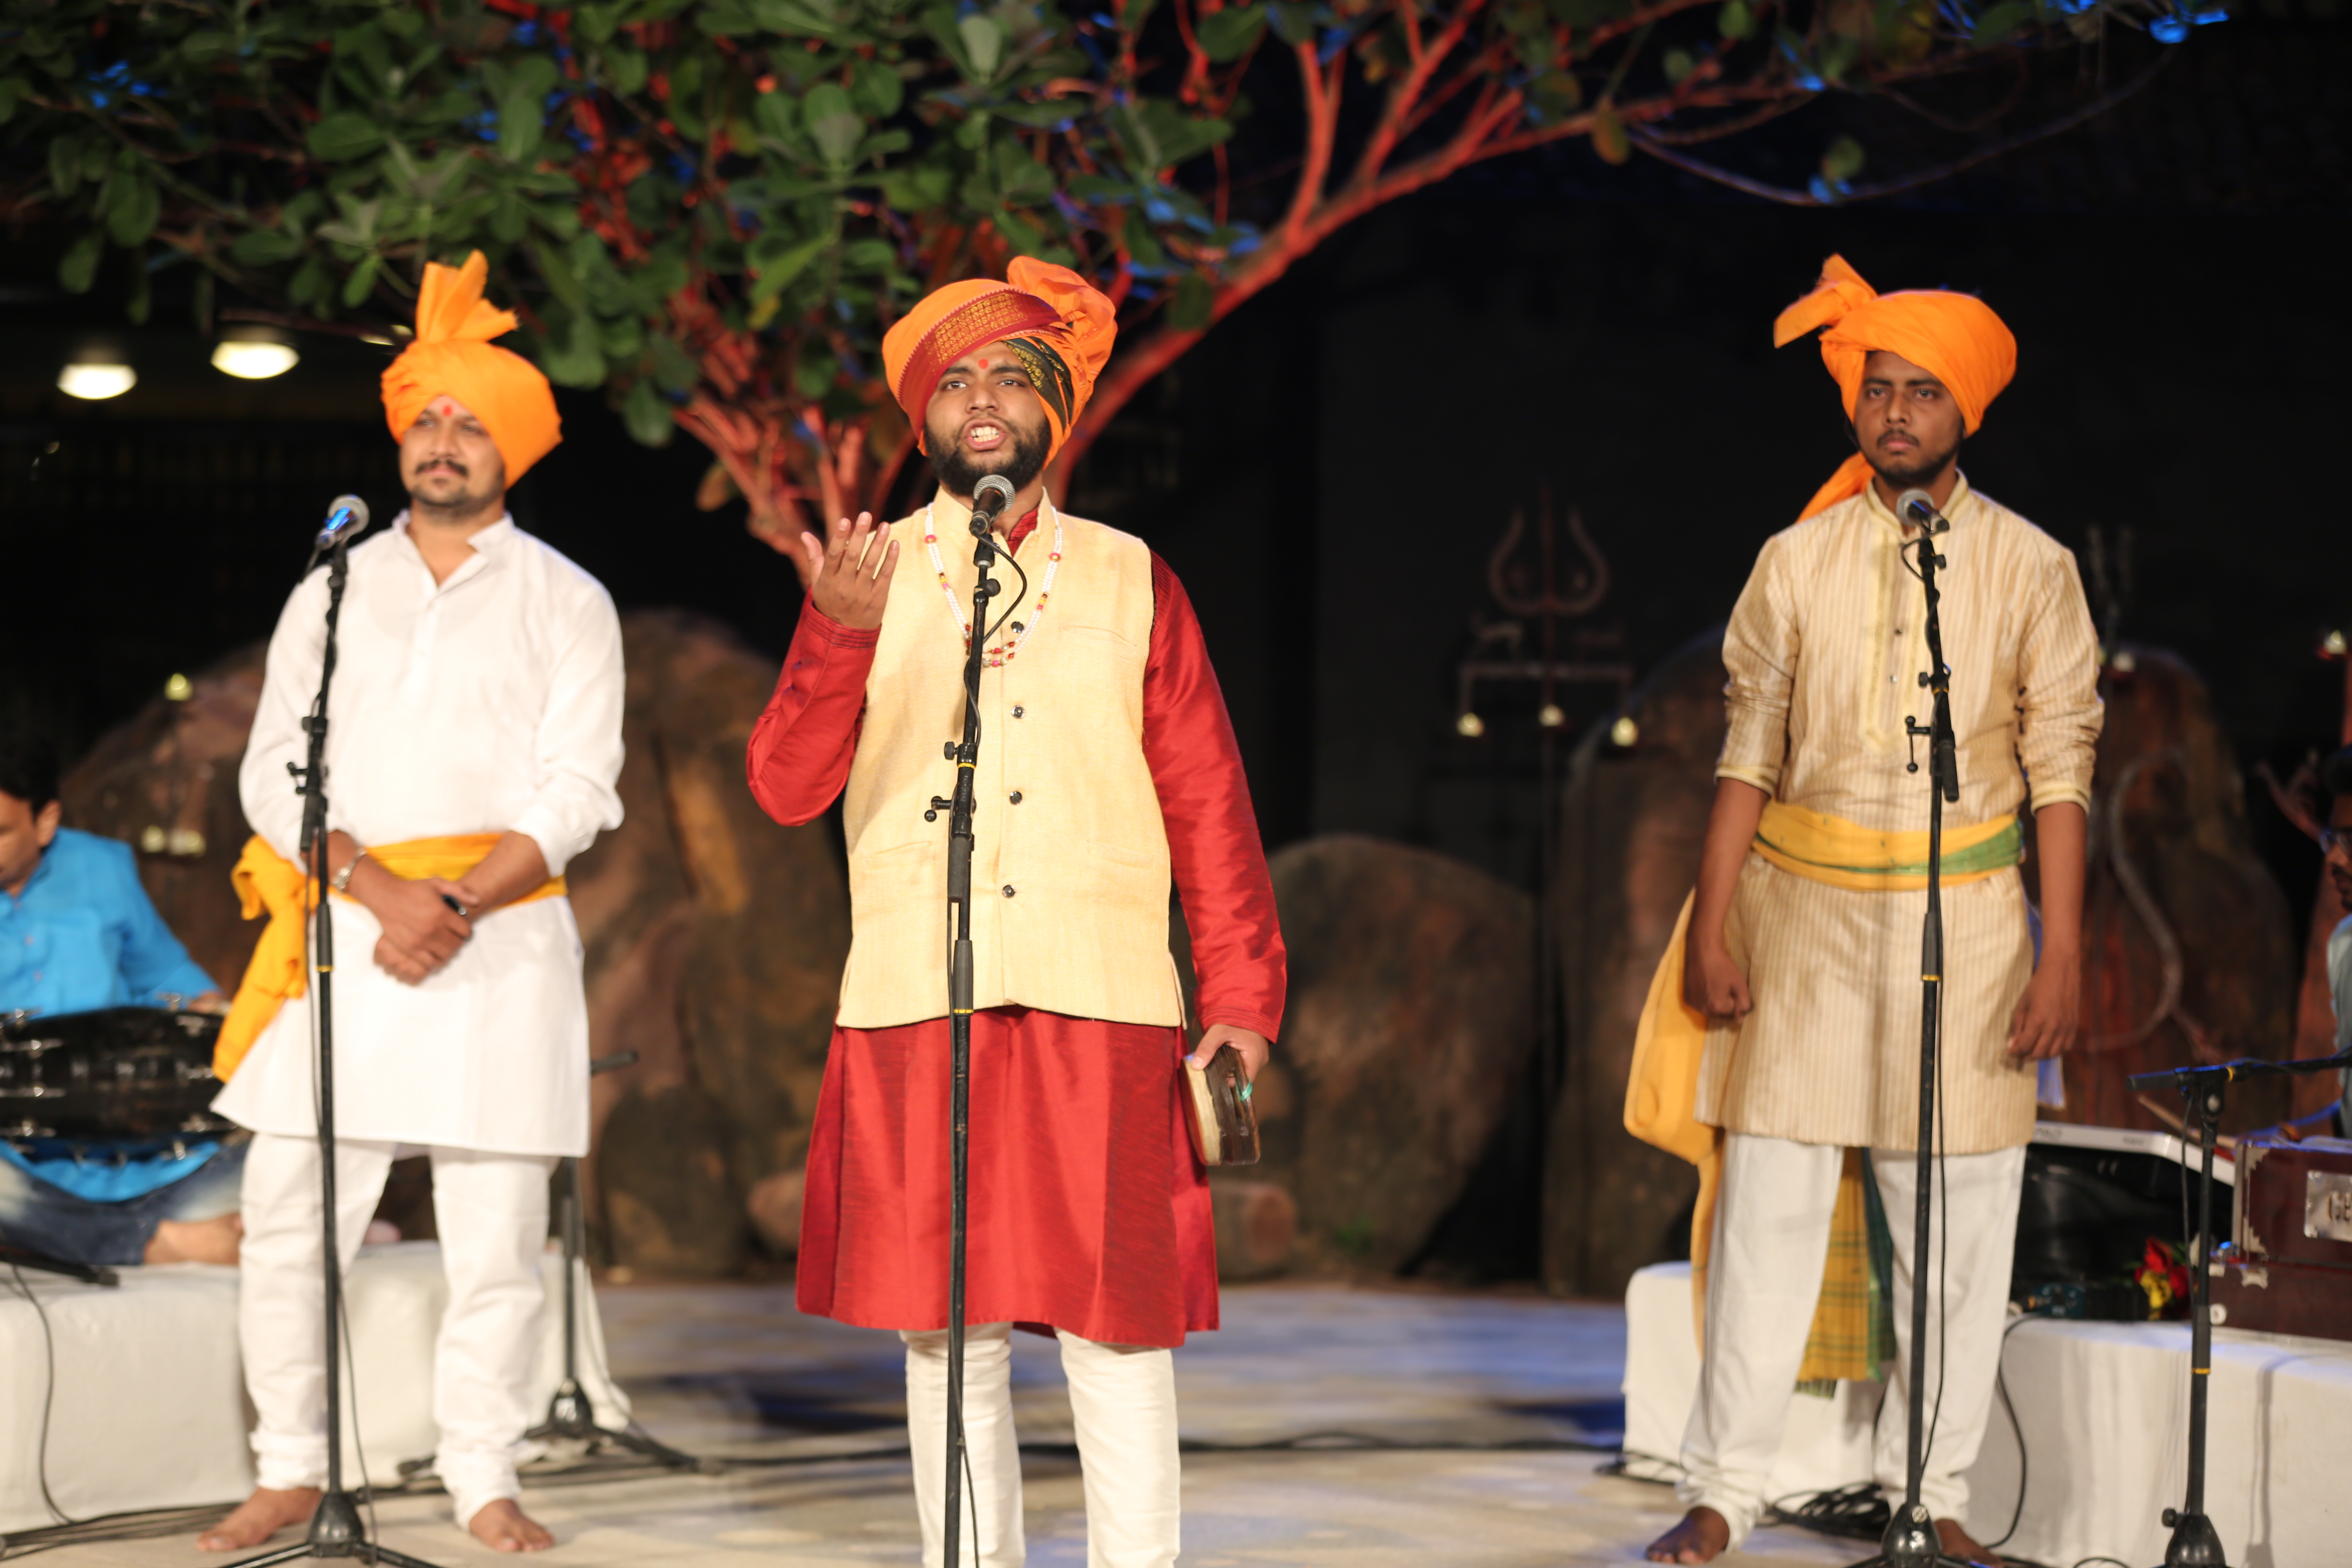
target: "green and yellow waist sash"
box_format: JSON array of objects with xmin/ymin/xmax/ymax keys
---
[{"xmin": 1751, "ymin": 801, "xmax": 2021, "ymax": 891}]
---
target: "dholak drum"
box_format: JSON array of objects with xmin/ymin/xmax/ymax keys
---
[
  {"xmin": 1182, "ymin": 1044, "xmax": 1260, "ymax": 1168},
  {"xmin": 0, "ymin": 1006, "xmax": 232, "ymax": 1140}
]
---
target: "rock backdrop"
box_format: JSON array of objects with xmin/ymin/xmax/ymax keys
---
[
  {"xmin": 1541, "ymin": 633, "xmax": 1726, "ymax": 1299},
  {"xmin": 1205, "ymin": 835, "xmax": 1534, "ymax": 1275}
]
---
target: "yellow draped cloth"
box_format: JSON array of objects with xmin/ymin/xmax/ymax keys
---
[
  {"xmin": 214, "ymin": 833, "xmax": 566, "ymax": 1080},
  {"xmin": 1624, "ymin": 801, "xmax": 2020, "ymax": 1381}
]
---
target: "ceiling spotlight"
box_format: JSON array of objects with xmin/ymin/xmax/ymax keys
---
[
  {"xmin": 1609, "ymin": 715, "xmax": 1640, "ymax": 748},
  {"xmin": 58, "ymin": 358, "xmax": 136, "ymax": 400},
  {"xmin": 212, "ymin": 325, "xmax": 300, "ymax": 380}
]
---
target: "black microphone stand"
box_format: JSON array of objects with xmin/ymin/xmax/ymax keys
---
[
  {"xmin": 230, "ymin": 533, "xmax": 441, "ymax": 1568},
  {"xmin": 922, "ymin": 499, "xmax": 1002, "ymax": 1568},
  {"xmin": 1854, "ymin": 517, "xmax": 1973, "ymax": 1568},
  {"xmin": 519, "ymin": 1049, "xmax": 708, "ymax": 1474},
  {"xmin": 2123, "ymin": 1049, "xmax": 2351, "ymax": 1568}
]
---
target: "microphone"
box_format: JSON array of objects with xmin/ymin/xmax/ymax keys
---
[
  {"xmin": 969, "ymin": 473, "xmax": 1016, "ymax": 534},
  {"xmin": 1894, "ymin": 488, "xmax": 1949, "ymax": 536},
  {"xmin": 316, "ymin": 494, "xmax": 370, "ymax": 550}
]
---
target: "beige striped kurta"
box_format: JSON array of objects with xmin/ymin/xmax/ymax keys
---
[{"xmin": 1694, "ymin": 477, "xmax": 2103, "ymax": 1152}]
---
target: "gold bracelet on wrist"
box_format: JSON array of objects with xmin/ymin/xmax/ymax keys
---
[{"xmin": 330, "ymin": 847, "xmax": 370, "ymax": 894}]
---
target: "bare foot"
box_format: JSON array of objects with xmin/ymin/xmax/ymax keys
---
[
  {"xmin": 1646, "ymin": 1506, "xmax": 1731, "ymax": 1564},
  {"xmin": 196, "ymin": 1486, "xmax": 319, "ymax": 1550},
  {"xmin": 1937, "ymin": 1518, "xmax": 2002, "ymax": 1567},
  {"xmin": 146, "ymin": 1214, "xmax": 244, "ymax": 1266},
  {"xmin": 467, "ymin": 1499, "xmax": 554, "ymax": 1553}
]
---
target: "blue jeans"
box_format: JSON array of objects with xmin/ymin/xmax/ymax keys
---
[{"xmin": 0, "ymin": 1136, "xmax": 249, "ymax": 1267}]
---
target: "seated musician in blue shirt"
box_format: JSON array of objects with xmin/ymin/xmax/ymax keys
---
[{"xmin": 0, "ymin": 721, "xmax": 245, "ymax": 1267}]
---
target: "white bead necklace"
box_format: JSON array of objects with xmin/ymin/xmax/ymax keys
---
[{"xmin": 924, "ymin": 498, "xmax": 1064, "ymax": 668}]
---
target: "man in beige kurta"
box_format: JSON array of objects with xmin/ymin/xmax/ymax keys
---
[{"xmin": 1648, "ymin": 258, "xmax": 2104, "ymax": 1566}]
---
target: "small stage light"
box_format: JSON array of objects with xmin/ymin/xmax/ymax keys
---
[
  {"xmin": 1456, "ymin": 712, "xmax": 1486, "ymax": 738},
  {"xmin": 1537, "ymin": 703, "xmax": 1566, "ymax": 729},
  {"xmin": 1610, "ymin": 716, "xmax": 1640, "ymax": 748},
  {"xmin": 212, "ymin": 325, "xmax": 300, "ymax": 379},
  {"xmin": 58, "ymin": 359, "xmax": 136, "ymax": 399}
]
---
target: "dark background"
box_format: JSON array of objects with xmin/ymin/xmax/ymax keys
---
[{"xmin": 4, "ymin": 10, "xmax": 2348, "ymax": 921}]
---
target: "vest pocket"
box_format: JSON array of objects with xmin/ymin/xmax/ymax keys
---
[{"xmin": 848, "ymin": 838, "xmax": 937, "ymax": 915}]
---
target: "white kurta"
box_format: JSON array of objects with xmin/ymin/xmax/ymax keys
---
[{"xmin": 216, "ymin": 514, "xmax": 625, "ymax": 1157}]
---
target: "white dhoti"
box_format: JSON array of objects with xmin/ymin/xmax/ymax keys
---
[
  {"xmin": 1677, "ymin": 1132, "xmax": 2025, "ymax": 1547},
  {"xmin": 239, "ymin": 1131, "xmax": 557, "ymax": 1529},
  {"xmin": 900, "ymin": 1323, "xmax": 1181, "ymax": 1568}
]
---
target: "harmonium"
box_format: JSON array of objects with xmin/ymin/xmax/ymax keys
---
[{"xmin": 2209, "ymin": 1136, "xmax": 2352, "ymax": 1343}]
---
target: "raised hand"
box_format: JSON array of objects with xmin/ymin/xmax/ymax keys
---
[{"xmin": 799, "ymin": 511, "xmax": 900, "ymax": 631}]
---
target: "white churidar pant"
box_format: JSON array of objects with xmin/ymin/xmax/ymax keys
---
[
  {"xmin": 901, "ymin": 1323, "xmax": 1181, "ymax": 1568},
  {"xmin": 1677, "ymin": 1131, "xmax": 2025, "ymax": 1547},
  {"xmin": 239, "ymin": 1131, "xmax": 556, "ymax": 1530}
]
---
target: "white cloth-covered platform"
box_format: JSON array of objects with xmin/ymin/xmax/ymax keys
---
[
  {"xmin": 1623, "ymin": 1261, "xmax": 2351, "ymax": 1565},
  {"xmin": 1, "ymin": 1241, "xmax": 628, "ymax": 1533}
]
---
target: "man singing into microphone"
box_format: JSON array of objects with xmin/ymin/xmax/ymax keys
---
[
  {"xmin": 1642, "ymin": 257, "xmax": 2103, "ymax": 1565},
  {"xmin": 746, "ymin": 258, "xmax": 1285, "ymax": 1568},
  {"xmin": 199, "ymin": 253, "xmax": 623, "ymax": 1554}
]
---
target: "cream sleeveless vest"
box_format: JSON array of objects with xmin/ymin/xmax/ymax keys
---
[{"xmin": 834, "ymin": 491, "xmax": 1183, "ymax": 1030}]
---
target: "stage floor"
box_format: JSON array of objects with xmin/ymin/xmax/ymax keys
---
[{"xmin": 33, "ymin": 1281, "xmax": 1860, "ymax": 1565}]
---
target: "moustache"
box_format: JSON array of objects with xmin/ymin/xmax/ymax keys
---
[{"xmin": 416, "ymin": 459, "xmax": 470, "ymax": 477}]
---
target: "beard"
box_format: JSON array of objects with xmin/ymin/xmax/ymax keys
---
[
  {"xmin": 1862, "ymin": 427, "xmax": 1963, "ymax": 490},
  {"xmin": 405, "ymin": 457, "xmax": 502, "ymax": 516},
  {"xmin": 926, "ymin": 415, "xmax": 1050, "ymax": 501}
]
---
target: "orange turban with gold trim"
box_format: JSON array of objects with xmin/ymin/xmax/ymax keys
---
[
  {"xmin": 1773, "ymin": 255, "xmax": 2016, "ymax": 520},
  {"xmin": 882, "ymin": 258, "xmax": 1116, "ymax": 461},
  {"xmin": 380, "ymin": 252, "xmax": 562, "ymax": 484}
]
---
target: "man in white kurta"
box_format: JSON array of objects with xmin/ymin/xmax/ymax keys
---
[
  {"xmin": 201, "ymin": 255, "xmax": 622, "ymax": 1553},
  {"xmin": 1648, "ymin": 258, "xmax": 2103, "ymax": 1566}
]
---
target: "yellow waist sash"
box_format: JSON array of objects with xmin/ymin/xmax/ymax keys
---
[
  {"xmin": 1624, "ymin": 804, "xmax": 2019, "ymax": 1381},
  {"xmin": 215, "ymin": 833, "xmax": 565, "ymax": 1081},
  {"xmin": 1751, "ymin": 801, "xmax": 2021, "ymax": 891}
]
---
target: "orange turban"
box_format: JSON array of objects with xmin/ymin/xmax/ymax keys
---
[
  {"xmin": 882, "ymin": 258, "xmax": 1116, "ymax": 462},
  {"xmin": 380, "ymin": 252, "xmax": 561, "ymax": 485},
  {"xmin": 1773, "ymin": 255, "xmax": 2015, "ymax": 520}
]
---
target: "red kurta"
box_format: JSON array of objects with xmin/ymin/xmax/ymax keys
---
[{"xmin": 746, "ymin": 515, "xmax": 1285, "ymax": 1348}]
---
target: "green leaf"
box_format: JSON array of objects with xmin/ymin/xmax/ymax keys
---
[
  {"xmin": 58, "ymin": 231, "xmax": 102, "ymax": 295},
  {"xmin": 1267, "ymin": 3, "xmax": 1319, "ymax": 45},
  {"xmin": 49, "ymin": 135, "xmax": 82, "ymax": 199},
  {"xmin": 1820, "ymin": 134, "xmax": 1866, "ymax": 183},
  {"xmin": 0, "ymin": 76, "xmax": 27, "ymax": 124},
  {"xmin": 1530, "ymin": 70, "xmax": 1583, "ymax": 111},
  {"xmin": 755, "ymin": 88, "xmax": 799, "ymax": 141},
  {"xmin": 850, "ymin": 57, "xmax": 905, "ymax": 118},
  {"xmin": 307, "ymin": 113, "xmax": 386, "ymax": 163},
  {"xmin": 1590, "ymin": 102, "xmax": 1629, "ymax": 165},
  {"xmin": 341, "ymin": 252, "xmax": 383, "ymax": 307},
  {"xmin": 577, "ymin": 3, "xmax": 624, "ymax": 43},
  {"xmin": 958, "ymin": 15, "xmax": 1006, "ymax": 79},
  {"xmin": 1718, "ymin": 0, "xmax": 1756, "ymax": 37},
  {"xmin": 1197, "ymin": 6, "xmax": 1267, "ymax": 60},
  {"xmin": 750, "ymin": 234, "xmax": 829, "ymax": 301},
  {"xmin": 624, "ymin": 378, "xmax": 676, "ymax": 446},
  {"xmin": 1169, "ymin": 272, "xmax": 1214, "ymax": 331},
  {"xmin": 648, "ymin": 334, "xmax": 700, "ymax": 394},
  {"xmin": 803, "ymin": 82, "xmax": 864, "ymax": 168},
  {"xmin": 541, "ymin": 311, "xmax": 608, "ymax": 388},
  {"xmin": 500, "ymin": 91, "xmax": 546, "ymax": 163},
  {"xmin": 231, "ymin": 228, "xmax": 306, "ymax": 266},
  {"xmin": 1970, "ymin": 0, "xmax": 2032, "ymax": 46},
  {"xmin": 599, "ymin": 313, "xmax": 644, "ymax": 359},
  {"xmin": 793, "ymin": 352, "xmax": 838, "ymax": 399},
  {"xmin": 1662, "ymin": 47, "xmax": 1695, "ymax": 82},
  {"xmin": 107, "ymin": 176, "xmax": 160, "ymax": 247},
  {"xmin": 490, "ymin": 187, "xmax": 528, "ymax": 244}
]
